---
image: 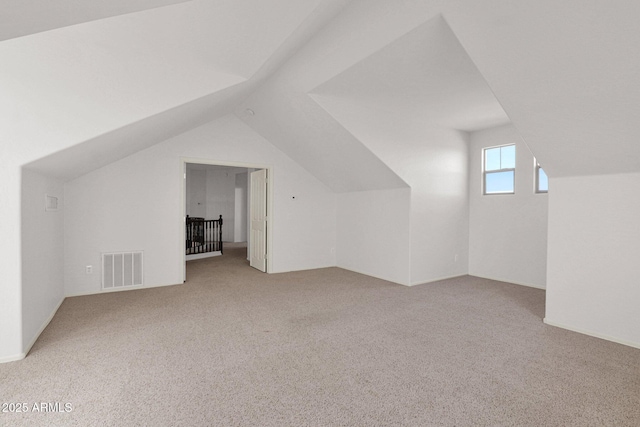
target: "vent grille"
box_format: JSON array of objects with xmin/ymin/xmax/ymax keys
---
[
  {"xmin": 102, "ymin": 251, "xmax": 143, "ymax": 289},
  {"xmin": 45, "ymin": 195, "xmax": 59, "ymax": 211}
]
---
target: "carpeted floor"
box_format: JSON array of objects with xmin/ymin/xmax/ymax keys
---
[{"xmin": 1, "ymin": 243, "xmax": 639, "ymax": 426}]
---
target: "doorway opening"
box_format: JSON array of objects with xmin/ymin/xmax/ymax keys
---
[{"xmin": 181, "ymin": 158, "xmax": 272, "ymax": 282}]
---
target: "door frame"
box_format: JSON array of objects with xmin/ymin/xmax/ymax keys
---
[{"xmin": 180, "ymin": 157, "xmax": 273, "ymax": 281}]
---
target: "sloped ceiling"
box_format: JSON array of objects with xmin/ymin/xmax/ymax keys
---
[
  {"xmin": 239, "ymin": 0, "xmax": 640, "ymax": 182},
  {"xmin": 438, "ymin": 0, "xmax": 640, "ymax": 177},
  {"xmin": 5, "ymin": 0, "xmax": 640, "ymax": 184},
  {"xmin": 0, "ymin": 0, "xmax": 190, "ymax": 42},
  {"xmin": 5, "ymin": 0, "xmax": 352, "ymax": 180},
  {"xmin": 236, "ymin": 5, "xmax": 507, "ymax": 192},
  {"xmin": 310, "ymin": 15, "xmax": 509, "ymax": 133}
]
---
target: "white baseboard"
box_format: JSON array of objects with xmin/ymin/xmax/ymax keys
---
[
  {"xmin": 411, "ymin": 274, "xmax": 467, "ymax": 287},
  {"xmin": 543, "ymin": 318, "xmax": 640, "ymax": 350},
  {"xmin": 468, "ymin": 274, "xmax": 546, "ymax": 290},
  {"xmin": 0, "ymin": 352, "xmax": 26, "ymax": 364},
  {"xmin": 66, "ymin": 281, "xmax": 180, "ymax": 298},
  {"xmin": 335, "ymin": 269, "xmax": 467, "ymax": 287}
]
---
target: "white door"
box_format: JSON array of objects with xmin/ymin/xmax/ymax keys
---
[{"xmin": 250, "ymin": 169, "xmax": 267, "ymax": 272}]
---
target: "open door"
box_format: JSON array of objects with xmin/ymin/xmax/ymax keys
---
[{"xmin": 250, "ymin": 169, "xmax": 267, "ymax": 272}]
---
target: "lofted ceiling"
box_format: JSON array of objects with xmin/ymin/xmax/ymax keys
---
[
  {"xmin": 0, "ymin": 0, "xmax": 190, "ymax": 42},
  {"xmin": 4, "ymin": 0, "xmax": 640, "ymax": 186},
  {"xmin": 235, "ymin": 6, "xmax": 508, "ymax": 193},
  {"xmin": 239, "ymin": 0, "xmax": 640, "ymax": 182},
  {"xmin": 8, "ymin": 0, "xmax": 352, "ymax": 180},
  {"xmin": 436, "ymin": 0, "xmax": 640, "ymax": 177},
  {"xmin": 311, "ymin": 15, "xmax": 509, "ymax": 133}
]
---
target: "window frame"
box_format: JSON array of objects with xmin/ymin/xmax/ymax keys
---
[
  {"xmin": 535, "ymin": 159, "xmax": 548, "ymax": 194},
  {"xmin": 482, "ymin": 144, "xmax": 516, "ymax": 195}
]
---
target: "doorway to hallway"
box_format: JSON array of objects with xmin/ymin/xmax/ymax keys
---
[{"xmin": 181, "ymin": 159, "xmax": 272, "ymax": 281}]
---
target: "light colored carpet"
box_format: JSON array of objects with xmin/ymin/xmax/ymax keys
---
[{"xmin": 1, "ymin": 243, "xmax": 639, "ymax": 426}]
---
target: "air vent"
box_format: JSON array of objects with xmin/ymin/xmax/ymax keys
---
[
  {"xmin": 102, "ymin": 251, "xmax": 143, "ymax": 289},
  {"xmin": 45, "ymin": 195, "xmax": 59, "ymax": 211}
]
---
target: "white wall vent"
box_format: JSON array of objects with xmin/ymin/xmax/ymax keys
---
[
  {"xmin": 45, "ymin": 195, "xmax": 59, "ymax": 211},
  {"xmin": 102, "ymin": 251, "xmax": 143, "ymax": 289}
]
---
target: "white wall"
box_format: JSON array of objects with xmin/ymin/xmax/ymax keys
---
[
  {"xmin": 468, "ymin": 124, "xmax": 548, "ymax": 288},
  {"xmin": 308, "ymin": 97, "xmax": 470, "ymax": 285},
  {"xmin": 206, "ymin": 169, "xmax": 236, "ymax": 242},
  {"xmin": 337, "ymin": 188, "xmax": 411, "ymax": 285},
  {"xmin": 185, "ymin": 169, "xmax": 206, "ymax": 218},
  {"xmin": 234, "ymin": 172, "xmax": 248, "ymax": 243},
  {"xmin": 64, "ymin": 114, "xmax": 337, "ymax": 296},
  {"xmin": 20, "ymin": 169, "xmax": 65, "ymax": 356},
  {"xmin": 0, "ymin": 166, "xmax": 22, "ymax": 362},
  {"xmin": 324, "ymin": 124, "xmax": 469, "ymax": 286},
  {"xmin": 546, "ymin": 173, "xmax": 640, "ymax": 348},
  {"xmin": 408, "ymin": 129, "xmax": 470, "ymax": 285},
  {"xmin": 186, "ymin": 166, "xmax": 248, "ymax": 242},
  {"xmin": 1, "ymin": 154, "xmax": 70, "ymax": 363}
]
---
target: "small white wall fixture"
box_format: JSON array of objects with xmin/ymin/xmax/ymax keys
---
[
  {"xmin": 45, "ymin": 195, "xmax": 59, "ymax": 212},
  {"xmin": 181, "ymin": 158, "xmax": 272, "ymax": 279}
]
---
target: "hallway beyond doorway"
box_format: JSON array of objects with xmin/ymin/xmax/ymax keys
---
[{"xmin": 185, "ymin": 242, "xmax": 251, "ymax": 283}]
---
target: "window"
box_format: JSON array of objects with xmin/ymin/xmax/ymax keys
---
[
  {"xmin": 483, "ymin": 144, "xmax": 515, "ymax": 194},
  {"xmin": 535, "ymin": 160, "xmax": 548, "ymax": 193}
]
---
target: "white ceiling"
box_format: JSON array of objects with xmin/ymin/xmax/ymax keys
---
[
  {"xmin": 3, "ymin": 0, "xmax": 323, "ymax": 145},
  {"xmin": 7, "ymin": 0, "xmax": 640, "ymax": 185},
  {"xmin": 310, "ymin": 15, "xmax": 509, "ymax": 133},
  {"xmin": 437, "ymin": 0, "xmax": 640, "ymax": 177},
  {"xmin": 235, "ymin": 6, "xmax": 509, "ymax": 193},
  {"xmin": 12, "ymin": 0, "xmax": 351, "ymax": 180},
  {"xmin": 239, "ymin": 0, "xmax": 640, "ymax": 182},
  {"xmin": 0, "ymin": 0, "xmax": 190, "ymax": 42}
]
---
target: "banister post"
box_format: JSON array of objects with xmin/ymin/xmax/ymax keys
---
[{"xmin": 219, "ymin": 215, "xmax": 223, "ymax": 254}]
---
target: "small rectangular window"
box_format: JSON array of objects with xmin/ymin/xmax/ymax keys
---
[
  {"xmin": 483, "ymin": 144, "xmax": 515, "ymax": 195},
  {"xmin": 536, "ymin": 160, "xmax": 548, "ymax": 193}
]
